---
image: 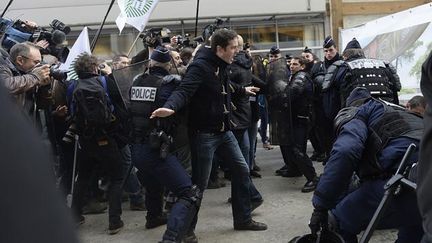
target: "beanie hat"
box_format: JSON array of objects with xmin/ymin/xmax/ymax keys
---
[
  {"xmin": 150, "ymin": 46, "xmax": 171, "ymax": 63},
  {"xmin": 323, "ymin": 36, "xmax": 335, "ymax": 48},
  {"xmin": 269, "ymin": 46, "xmax": 280, "ymax": 55},
  {"xmin": 344, "ymin": 38, "xmax": 362, "ymax": 52}
]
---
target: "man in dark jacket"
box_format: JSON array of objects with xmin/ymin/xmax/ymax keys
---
[
  {"xmin": 301, "ymin": 47, "xmax": 326, "ymax": 162},
  {"xmin": 229, "ymin": 35, "xmax": 266, "ymax": 179},
  {"xmin": 310, "ymin": 87, "xmax": 424, "ymax": 243},
  {"xmin": 279, "ymin": 56, "xmax": 318, "ymax": 192},
  {"xmin": 319, "ymin": 36, "xmax": 344, "ymax": 161},
  {"xmin": 151, "ymin": 29, "xmax": 267, "ymax": 240}
]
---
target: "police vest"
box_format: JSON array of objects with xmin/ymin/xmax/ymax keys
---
[
  {"xmin": 359, "ymin": 100, "xmax": 423, "ymax": 179},
  {"xmin": 342, "ymin": 59, "xmax": 395, "ymax": 104},
  {"xmin": 129, "ymin": 73, "xmax": 179, "ymax": 142}
]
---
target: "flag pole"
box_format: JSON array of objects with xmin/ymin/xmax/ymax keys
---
[
  {"xmin": 91, "ymin": 0, "xmax": 116, "ymax": 52},
  {"xmin": 126, "ymin": 30, "xmax": 143, "ymax": 57},
  {"xmin": 1, "ymin": 0, "xmax": 14, "ymax": 17},
  {"xmin": 194, "ymin": 0, "xmax": 200, "ymax": 37}
]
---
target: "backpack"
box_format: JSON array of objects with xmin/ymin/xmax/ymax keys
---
[{"xmin": 68, "ymin": 76, "xmax": 114, "ymax": 132}]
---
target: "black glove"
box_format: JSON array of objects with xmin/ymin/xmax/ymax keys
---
[{"xmin": 309, "ymin": 207, "xmax": 328, "ymax": 235}]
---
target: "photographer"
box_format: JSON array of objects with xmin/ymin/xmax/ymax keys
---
[
  {"xmin": 67, "ymin": 54, "xmax": 124, "ymax": 235},
  {"xmin": 0, "ymin": 41, "xmax": 50, "ymax": 114},
  {"xmin": 130, "ymin": 46, "xmax": 201, "ymax": 243}
]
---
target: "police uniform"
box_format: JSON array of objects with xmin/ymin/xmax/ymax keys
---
[
  {"xmin": 311, "ymin": 88, "xmax": 424, "ymax": 243},
  {"xmin": 321, "ymin": 38, "xmax": 401, "ymax": 122},
  {"xmin": 130, "ymin": 47, "xmax": 201, "ymax": 243},
  {"xmin": 269, "ymin": 63, "xmax": 317, "ymax": 191}
]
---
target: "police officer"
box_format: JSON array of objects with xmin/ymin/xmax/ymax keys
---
[
  {"xmin": 301, "ymin": 47, "xmax": 326, "ymax": 162},
  {"xmin": 283, "ymin": 56, "xmax": 317, "ymax": 191},
  {"xmin": 130, "ymin": 46, "xmax": 201, "ymax": 243},
  {"xmin": 309, "ymin": 87, "xmax": 424, "ymax": 243},
  {"xmin": 322, "ymin": 38, "xmax": 401, "ymax": 123},
  {"xmin": 319, "ymin": 36, "xmax": 344, "ymax": 161}
]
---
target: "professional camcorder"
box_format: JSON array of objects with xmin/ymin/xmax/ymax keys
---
[
  {"xmin": 202, "ymin": 17, "xmax": 225, "ymax": 41},
  {"xmin": 49, "ymin": 64, "xmax": 68, "ymax": 81},
  {"xmin": 1, "ymin": 18, "xmax": 70, "ymax": 62},
  {"xmin": 176, "ymin": 33, "xmax": 202, "ymax": 49},
  {"xmin": 139, "ymin": 27, "xmax": 171, "ymax": 48}
]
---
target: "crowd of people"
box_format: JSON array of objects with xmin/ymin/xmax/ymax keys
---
[{"xmin": 1, "ymin": 16, "xmax": 432, "ymax": 243}]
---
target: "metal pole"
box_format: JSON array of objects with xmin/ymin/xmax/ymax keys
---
[
  {"xmin": 1, "ymin": 0, "xmax": 14, "ymax": 18},
  {"xmin": 359, "ymin": 144, "xmax": 417, "ymax": 243},
  {"xmin": 67, "ymin": 134, "xmax": 79, "ymax": 208},
  {"xmin": 90, "ymin": 0, "xmax": 116, "ymax": 52},
  {"xmin": 194, "ymin": 0, "xmax": 200, "ymax": 37}
]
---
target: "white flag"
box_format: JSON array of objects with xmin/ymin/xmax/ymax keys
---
[
  {"xmin": 60, "ymin": 27, "xmax": 91, "ymax": 80},
  {"xmin": 116, "ymin": 0, "xmax": 159, "ymax": 33}
]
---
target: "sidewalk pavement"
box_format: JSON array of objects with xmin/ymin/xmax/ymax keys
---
[{"xmin": 78, "ymin": 144, "xmax": 397, "ymax": 243}]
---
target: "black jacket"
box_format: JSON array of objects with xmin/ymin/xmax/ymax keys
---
[
  {"xmin": 287, "ymin": 70, "xmax": 313, "ymax": 119},
  {"xmin": 163, "ymin": 47, "xmax": 245, "ymax": 132},
  {"xmin": 229, "ymin": 51, "xmax": 266, "ymax": 129}
]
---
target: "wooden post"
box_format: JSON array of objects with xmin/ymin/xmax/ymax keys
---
[{"xmin": 330, "ymin": 0, "xmax": 344, "ymax": 50}]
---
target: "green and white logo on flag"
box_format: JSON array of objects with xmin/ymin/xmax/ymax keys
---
[
  {"xmin": 125, "ymin": 0, "xmax": 154, "ymax": 18},
  {"xmin": 116, "ymin": 0, "xmax": 159, "ymax": 33}
]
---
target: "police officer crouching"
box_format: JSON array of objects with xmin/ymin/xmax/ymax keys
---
[
  {"xmin": 130, "ymin": 46, "xmax": 201, "ymax": 243},
  {"xmin": 309, "ymin": 87, "xmax": 424, "ymax": 243}
]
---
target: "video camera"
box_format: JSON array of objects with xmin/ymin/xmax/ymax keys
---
[
  {"xmin": 1, "ymin": 18, "xmax": 70, "ymax": 63},
  {"xmin": 202, "ymin": 17, "xmax": 225, "ymax": 42},
  {"xmin": 176, "ymin": 33, "xmax": 202, "ymax": 49},
  {"xmin": 139, "ymin": 27, "xmax": 171, "ymax": 48}
]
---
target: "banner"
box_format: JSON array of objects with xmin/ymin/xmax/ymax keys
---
[
  {"xmin": 59, "ymin": 27, "xmax": 91, "ymax": 80},
  {"xmin": 116, "ymin": 0, "xmax": 159, "ymax": 33}
]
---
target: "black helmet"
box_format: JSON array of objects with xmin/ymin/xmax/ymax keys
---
[{"xmin": 289, "ymin": 231, "xmax": 345, "ymax": 243}]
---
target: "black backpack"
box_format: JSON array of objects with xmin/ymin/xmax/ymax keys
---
[{"xmin": 70, "ymin": 76, "xmax": 114, "ymax": 132}]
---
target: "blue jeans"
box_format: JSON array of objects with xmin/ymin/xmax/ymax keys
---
[
  {"xmin": 233, "ymin": 129, "xmax": 251, "ymax": 168},
  {"xmin": 131, "ymin": 143, "xmax": 196, "ymax": 241},
  {"xmin": 248, "ymin": 121, "xmax": 259, "ymax": 168},
  {"xmin": 189, "ymin": 130, "xmax": 254, "ymax": 226},
  {"xmin": 258, "ymin": 95, "xmax": 269, "ymax": 144},
  {"xmin": 120, "ymin": 145, "xmax": 144, "ymax": 205}
]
